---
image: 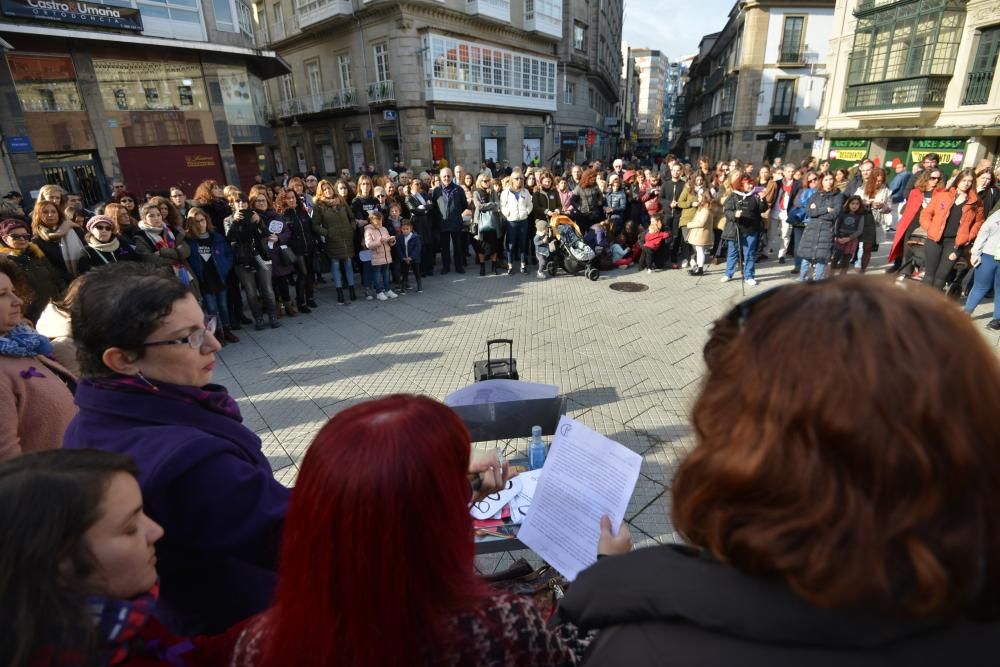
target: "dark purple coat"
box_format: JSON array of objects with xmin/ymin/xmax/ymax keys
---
[{"xmin": 62, "ymin": 380, "xmax": 290, "ymax": 635}]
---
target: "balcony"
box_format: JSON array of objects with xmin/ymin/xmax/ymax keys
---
[
  {"xmin": 702, "ymin": 111, "xmax": 733, "ymax": 132},
  {"xmin": 466, "ymin": 0, "xmax": 511, "ymax": 23},
  {"xmin": 705, "ymin": 67, "xmax": 724, "ymax": 91},
  {"xmin": 844, "ymin": 75, "xmax": 950, "ymax": 112},
  {"xmin": 366, "ymin": 80, "xmax": 395, "ymax": 105},
  {"xmin": 854, "ymin": 0, "xmax": 917, "ymax": 16},
  {"xmin": 524, "ymin": 2, "xmax": 561, "ymax": 38},
  {"xmin": 297, "ymin": 0, "xmax": 352, "ymax": 30},
  {"xmin": 273, "ymin": 89, "xmax": 357, "ymax": 119},
  {"xmin": 778, "ymin": 46, "xmax": 804, "ymax": 65},
  {"xmin": 963, "ymin": 70, "xmax": 994, "ymax": 106}
]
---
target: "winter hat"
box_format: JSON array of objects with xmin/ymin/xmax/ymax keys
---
[
  {"xmin": 86, "ymin": 214, "xmax": 117, "ymax": 234},
  {"xmin": 0, "ymin": 218, "xmax": 29, "ymax": 237}
]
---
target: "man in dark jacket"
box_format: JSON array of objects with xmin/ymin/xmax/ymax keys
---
[
  {"xmin": 430, "ymin": 167, "xmax": 468, "ymax": 274},
  {"xmin": 901, "ymin": 152, "xmax": 939, "ymax": 200},
  {"xmin": 768, "ymin": 164, "xmax": 801, "ymax": 264},
  {"xmin": 658, "ymin": 162, "xmax": 686, "ymax": 265}
]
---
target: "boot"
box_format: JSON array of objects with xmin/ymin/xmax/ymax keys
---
[
  {"xmin": 268, "ymin": 315, "xmax": 282, "ymax": 329},
  {"xmin": 223, "ymin": 327, "xmax": 240, "ymax": 343},
  {"xmin": 297, "ymin": 302, "xmax": 311, "ymax": 314},
  {"xmin": 275, "ymin": 303, "xmax": 284, "ymax": 319},
  {"xmin": 480, "ymin": 263, "xmax": 486, "ymax": 277},
  {"xmin": 254, "ymin": 317, "xmax": 266, "ymax": 331},
  {"xmin": 336, "ymin": 288, "xmax": 345, "ymax": 304},
  {"xmin": 307, "ymin": 298, "xmax": 318, "ymax": 308},
  {"xmin": 349, "ymin": 286, "xmax": 357, "ymax": 301},
  {"xmin": 492, "ymin": 261, "xmax": 499, "ymax": 275},
  {"xmin": 284, "ymin": 301, "xmax": 298, "ymax": 317}
]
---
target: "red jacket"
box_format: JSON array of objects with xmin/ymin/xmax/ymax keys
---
[
  {"xmin": 919, "ymin": 188, "xmax": 985, "ymax": 247},
  {"xmin": 888, "ymin": 188, "xmax": 930, "ymax": 262},
  {"xmin": 641, "ymin": 185, "xmax": 662, "ymax": 214},
  {"xmin": 642, "ymin": 230, "xmax": 670, "ymax": 251}
]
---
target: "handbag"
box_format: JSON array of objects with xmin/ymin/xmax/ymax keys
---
[
  {"xmin": 280, "ymin": 245, "xmax": 297, "ymax": 265},
  {"xmin": 480, "ymin": 558, "xmax": 569, "ymax": 620}
]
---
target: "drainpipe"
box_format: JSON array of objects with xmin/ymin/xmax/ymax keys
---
[{"xmin": 354, "ymin": 0, "xmax": 378, "ymax": 170}]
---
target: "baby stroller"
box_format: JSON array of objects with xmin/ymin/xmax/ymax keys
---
[{"xmin": 547, "ymin": 222, "xmax": 600, "ymax": 281}]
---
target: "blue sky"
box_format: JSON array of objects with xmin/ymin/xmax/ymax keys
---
[{"xmin": 622, "ymin": 0, "xmax": 736, "ymax": 61}]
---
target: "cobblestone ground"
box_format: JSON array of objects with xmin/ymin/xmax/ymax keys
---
[{"xmin": 214, "ymin": 244, "xmax": 999, "ymax": 573}]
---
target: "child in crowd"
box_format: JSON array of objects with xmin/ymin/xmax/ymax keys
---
[
  {"xmin": 623, "ymin": 220, "xmax": 642, "ymax": 259},
  {"xmin": 685, "ymin": 192, "xmax": 715, "ymax": 277},
  {"xmin": 606, "ymin": 175, "xmax": 629, "ymax": 235},
  {"xmin": 363, "ymin": 210, "xmax": 397, "ymax": 301},
  {"xmin": 832, "ymin": 196, "xmax": 866, "ymax": 275},
  {"xmin": 584, "ymin": 221, "xmax": 610, "ymax": 251},
  {"xmin": 533, "ymin": 219, "xmax": 555, "ymax": 279},
  {"xmin": 637, "ymin": 216, "xmax": 669, "ymax": 274},
  {"xmin": 610, "ymin": 232, "xmax": 634, "ymax": 268},
  {"xmin": 557, "ymin": 178, "xmax": 574, "ymax": 218},
  {"xmin": 386, "ymin": 202, "xmax": 405, "ymax": 285},
  {"xmin": 396, "ymin": 218, "xmax": 423, "ymax": 293}
]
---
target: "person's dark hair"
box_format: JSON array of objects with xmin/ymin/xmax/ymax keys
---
[
  {"xmin": 843, "ymin": 194, "xmax": 864, "ymax": 212},
  {"xmin": 0, "ymin": 256, "xmax": 35, "ymax": 309},
  {"xmin": 0, "ymin": 449, "xmax": 138, "ymax": 667},
  {"xmin": 675, "ymin": 278, "xmax": 1000, "ymax": 620},
  {"xmin": 924, "ymin": 152, "xmax": 941, "ymax": 163},
  {"xmin": 70, "ymin": 263, "xmax": 191, "ymax": 378}
]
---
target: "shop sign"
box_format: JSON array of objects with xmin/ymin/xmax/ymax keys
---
[
  {"xmin": 429, "ymin": 124, "xmax": 452, "ymax": 137},
  {"xmin": 184, "ymin": 153, "xmax": 217, "ymax": 168},
  {"xmin": 911, "ymin": 138, "xmax": 966, "ymax": 167},
  {"xmin": 1, "ymin": 0, "xmax": 144, "ymax": 31},
  {"xmin": 4, "ymin": 135, "xmax": 33, "ymax": 153},
  {"xmin": 828, "ymin": 138, "xmax": 870, "ymax": 163}
]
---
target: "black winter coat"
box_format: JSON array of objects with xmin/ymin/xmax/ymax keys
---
[
  {"xmin": 798, "ymin": 190, "xmax": 845, "ymax": 261},
  {"xmin": 557, "ymin": 544, "xmax": 1000, "ymax": 667},
  {"xmin": 282, "ymin": 206, "xmax": 315, "ymax": 256},
  {"xmin": 722, "ymin": 191, "xmax": 767, "ymax": 241},
  {"xmin": 224, "ymin": 213, "xmax": 269, "ymax": 269}
]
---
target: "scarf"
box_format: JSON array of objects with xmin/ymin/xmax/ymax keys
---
[
  {"xmin": 138, "ymin": 223, "xmax": 192, "ymax": 286},
  {"xmin": 86, "ymin": 374, "xmax": 244, "ymax": 422},
  {"xmin": 37, "ymin": 220, "xmax": 84, "ymax": 275},
  {"xmin": 88, "ymin": 236, "xmax": 121, "ymax": 253},
  {"xmin": 0, "ymin": 322, "xmax": 53, "ymax": 358},
  {"xmin": 0, "ymin": 242, "xmax": 46, "ymax": 260},
  {"xmin": 89, "ymin": 582, "xmax": 193, "ymax": 667}
]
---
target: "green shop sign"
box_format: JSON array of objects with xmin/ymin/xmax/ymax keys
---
[
  {"xmin": 910, "ymin": 138, "xmax": 966, "ymax": 168},
  {"xmin": 828, "ymin": 138, "xmax": 870, "ymax": 163}
]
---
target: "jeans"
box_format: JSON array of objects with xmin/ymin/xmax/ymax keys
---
[
  {"xmin": 923, "ymin": 237, "xmax": 958, "ymax": 290},
  {"xmin": 440, "ymin": 231, "xmax": 464, "ymax": 271},
  {"xmin": 505, "ymin": 219, "xmax": 530, "ymax": 266},
  {"xmin": 360, "ymin": 260, "xmax": 372, "ymax": 288},
  {"xmin": 372, "ymin": 264, "xmax": 390, "ymax": 292},
  {"xmin": 792, "ymin": 226, "xmax": 804, "ymax": 271},
  {"xmin": 233, "ymin": 264, "xmax": 277, "ymax": 319},
  {"xmin": 330, "ymin": 257, "xmax": 355, "ymax": 288},
  {"xmin": 799, "ymin": 259, "xmax": 827, "ymax": 282},
  {"xmin": 964, "ymin": 254, "xmax": 1000, "ymax": 319},
  {"xmin": 725, "ymin": 231, "xmax": 758, "ymax": 280},
  {"xmin": 202, "ymin": 290, "xmax": 230, "ymax": 327}
]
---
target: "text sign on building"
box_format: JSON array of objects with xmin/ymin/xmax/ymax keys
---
[
  {"xmin": 1, "ymin": 0, "xmax": 144, "ymax": 31},
  {"xmin": 911, "ymin": 138, "xmax": 966, "ymax": 167},
  {"xmin": 383, "ymin": 110, "xmax": 398, "ymax": 121},
  {"xmin": 828, "ymin": 139, "xmax": 869, "ymax": 163},
  {"xmin": 4, "ymin": 135, "xmax": 33, "ymax": 154}
]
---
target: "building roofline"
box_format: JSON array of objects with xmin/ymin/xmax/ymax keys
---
[{"xmin": 0, "ymin": 22, "xmax": 291, "ymax": 78}]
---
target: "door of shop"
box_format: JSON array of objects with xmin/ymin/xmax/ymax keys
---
[{"xmin": 39, "ymin": 152, "xmax": 106, "ymax": 206}]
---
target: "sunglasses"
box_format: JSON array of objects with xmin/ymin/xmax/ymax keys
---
[
  {"xmin": 7, "ymin": 233, "xmax": 31, "ymax": 241},
  {"xmin": 93, "ymin": 224, "xmax": 114, "ymax": 232},
  {"xmin": 120, "ymin": 198, "xmax": 134, "ymax": 203},
  {"xmin": 929, "ymin": 176, "xmax": 941, "ymax": 181}
]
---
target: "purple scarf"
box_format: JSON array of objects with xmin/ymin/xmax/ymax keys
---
[{"xmin": 86, "ymin": 374, "xmax": 243, "ymax": 422}]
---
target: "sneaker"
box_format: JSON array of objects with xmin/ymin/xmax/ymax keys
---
[
  {"xmin": 521, "ymin": 264, "xmax": 530, "ymax": 274},
  {"xmin": 507, "ymin": 267, "xmax": 514, "ymax": 276},
  {"xmin": 536, "ymin": 270, "xmax": 547, "ymax": 279},
  {"xmin": 386, "ymin": 290, "xmax": 398, "ymax": 299},
  {"xmin": 778, "ymin": 256, "xmax": 786, "ymax": 264},
  {"xmin": 720, "ymin": 275, "xmax": 732, "ymax": 283},
  {"xmin": 681, "ymin": 259, "xmax": 689, "ymax": 268},
  {"xmin": 745, "ymin": 278, "xmax": 758, "ymax": 287},
  {"xmin": 988, "ymin": 320, "xmax": 1000, "ymax": 331},
  {"xmin": 376, "ymin": 292, "xmax": 388, "ymax": 301},
  {"xmin": 646, "ymin": 268, "xmax": 653, "ymax": 274},
  {"xmin": 365, "ymin": 294, "xmax": 374, "ymax": 301}
]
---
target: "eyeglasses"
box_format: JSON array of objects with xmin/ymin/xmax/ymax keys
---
[
  {"xmin": 142, "ymin": 317, "xmax": 217, "ymax": 350},
  {"xmin": 929, "ymin": 176, "xmax": 941, "ymax": 181},
  {"xmin": 6, "ymin": 233, "xmax": 30, "ymax": 241}
]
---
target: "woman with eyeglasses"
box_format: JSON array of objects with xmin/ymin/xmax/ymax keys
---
[
  {"xmin": 557, "ymin": 277, "xmax": 1000, "ymax": 665},
  {"xmin": 889, "ymin": 168, "xmax": 945, "ymax": 272},
  {"xmin": 224, "ymin": 191, "xmax": 281, "ymax": 330},
  {"xmin": 184, "ymin": 206, "xmax": 239, "ymax": 346},
  {"xmin": 113, "ymin": 191, "xmax": 140, "ymax": 222},
  {"xmin": 0, "ymin": 219, "xmax": 67, "ymax": 323},
  {"xmin": 61, "ymin": 262, "xmax": 290, "ymax": 636},
  {"xmin": 0, "ymin": 257, "xmax": 76, "ymax": 462},
  {"xmin": 75, "ymin": 213, "xmax": 139, "ymax": 276},
  {"xmin": 919, "ymin": 168, "xmax": 985, "ymax": 290},
  {"xmin": 248, "ymin": 186, "xmax": 296, "ymax": 319},
  {"xmin": 101, "ymin": 201, "xmax": 137, "ymax": 247}
]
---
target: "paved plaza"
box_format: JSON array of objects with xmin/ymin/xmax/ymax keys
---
[{"xmin": 213, "ymin": 251, "xmax": 1000, "ymax": 571}]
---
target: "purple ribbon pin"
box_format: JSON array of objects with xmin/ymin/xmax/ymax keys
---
[{"xmin": 19, "ymin": 367, "xmax": 44, "ymax": 380}]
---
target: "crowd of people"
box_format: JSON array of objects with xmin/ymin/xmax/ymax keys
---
[{"xmin": 1, "ymin": 152, "xmax": 1000, "ymax": 665}]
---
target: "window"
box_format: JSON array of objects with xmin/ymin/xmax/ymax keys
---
[
  {"xmin": 6, "ymin": 54, "xmax": 84, "ymax": 112},
  {"xmin": 963, "ymin": 27, "xmax": 999, "ymax": 106},
  {"xmin": 337, "ymin": 54, "xmax": 353, "ymax": 90},
  {"xmin": 374, "ymin": 43, "xmax": 390, "ymax": 82},
  {"xmin": 574, "ymin": 23, "xmax": 586, "ymax": 51},
  {"xmin": 237, "ymin": 0, "xmax": 253, "ymax": 39},
  {"xmin": 306, "ymin": 61, "xmax": 322, "ymax": 96},
  {"xmin": 779, "ymin": 16, "xmax": 804, "ymax": 62},
  {"xmin": 771, "ymin": 78, "xmax": 795, "ymax": 124},
  {"xmin": 213, "ymin": 0, "xmax": 235, "ymax": 31},
  {"xmin": 565, "ymin": 81, "xmax": 574, "ymax": 104},
  {"xmin": 271, "ymin": 2, "xmax": 285, "ymax": 41},
  {"xmin": 92, "ymin": 59, "xmax": 209, "ymax": 112},
  {"xmin": 279, "ymin": 74, "xmax": 295, "ymax": 101},
  {"xmin": 588, "ymin": 86, "xmax": 595, "ymax": 107}
]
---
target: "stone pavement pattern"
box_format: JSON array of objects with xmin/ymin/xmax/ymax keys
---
[{"xmin": 212, "ymin": 255, "xmax": 1000, "ymax": 572}]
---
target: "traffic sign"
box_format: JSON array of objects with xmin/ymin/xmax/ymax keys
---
[{"xmin": 383, "ymin": 110, "xmax": 398, "ymax": 121}]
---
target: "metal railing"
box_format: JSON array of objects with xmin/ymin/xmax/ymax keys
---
[
  {"xmin": 705, "ymin": 67, "xmax": 724, "ymax": 91},
  {"xmin": 366, "ymin": 79, "xmax": 395, "ymax": 104},
  {"xmin": 272, "ymin": 88, "xmax": 357, "ymax": 118},
  {"xmin": 778, "ymin": 47, "xmax": 803, "ymax": 64},
  {"xmin": 962, "ymin": 70, "xmax": 994, "ymax": 106},
  {"xmin": 702, "ymin": 111, "xmax": 733, "ymax": 132},
  {"xmin": 844, "ymin": 75, "xmax": 950, "ymax": 111},
  {"xmin": 854, "ymin": 0, "xmax": 915, "ymax": 15}
]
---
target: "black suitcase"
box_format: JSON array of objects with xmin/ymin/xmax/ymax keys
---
[{"xmin": 473, "ymin": 339, "xmax": 519, "ymax": 382}]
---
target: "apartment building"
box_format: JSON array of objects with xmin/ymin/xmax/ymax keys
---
[
  {"xmin": 682, "ymin": 0, "xmax": 834, "ymax": 166},
  {"xmin": 619, "ymin": 44, "xmax": 641, "ymax": 155},
  {"xmin": 815, "ymin": 0, "xmax": 1000, "ymax": 175},
  {"xmin": 256, "ymin": 0, "xmax": 565, "ymax": 174},
  {"xmin": 0, "ymin": 0, "xmax": 287, "ymax": 202},
  {"xmin": 632, "ymin": 47, "xmax": 667, "ymax": 151},
  {"xmin": 552, "ymin": 0, "xmax": 623, "ymax": 165}
]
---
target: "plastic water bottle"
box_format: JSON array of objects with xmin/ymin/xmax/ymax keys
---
[{"xmin": 528, "ymin": 425, "xmax": 546, "ymax": 470}]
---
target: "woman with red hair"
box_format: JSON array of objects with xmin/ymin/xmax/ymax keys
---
[
  {"xmin": 217, "ymin": 394, "xmax": 580, "ymax": 667},
  {"xmin": 557, "ymin": 277, "xmax": 1000, "ymax": 664}
]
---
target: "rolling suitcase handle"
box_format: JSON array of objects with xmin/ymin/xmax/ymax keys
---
[{"xmin": 486, "ymin": 339, "xmax": 514, "ymax": 377}]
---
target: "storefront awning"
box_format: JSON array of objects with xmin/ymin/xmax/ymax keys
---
[{"xmin": 0, "ymin": 22, "xmax": 290, "ymax": 79}]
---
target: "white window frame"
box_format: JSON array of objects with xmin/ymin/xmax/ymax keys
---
[
  {"xmin": 338, "ymin": 53, "xmax": 353, "ymax": 89},
  {"xmin": 271, "ymin": 2, "xmax": 284, "ymax": 41},
  {"xmin": 374, "ymin": 43, "xmax": 391, "ymax": 83},
  {"xmin": 279, "ymin": 74, "xmax": 295, "ymax": 101},
  {"xmin": 573, "ymin": 22, "xmax": 586, "ymax": 51},
  {"xmin": 305, "ymin": 60, "xmax": 322, "ymax": 96}
]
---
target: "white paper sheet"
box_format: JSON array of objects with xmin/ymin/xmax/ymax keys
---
[
  {"xmin": 444, "ymin": 379, "xmax": 558, "ymax": 407},
  {"xmin": 518, "ymin": 416, "xmax": 642, "ymax": 581}
]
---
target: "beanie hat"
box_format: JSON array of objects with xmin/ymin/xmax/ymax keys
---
[
  {"xmin": 0, "ymin": 217, "xmax": 29, "ymax": 238},
  {"xmin": 86, "ymin": 214, "xmax": 117, "ymax": 234}
]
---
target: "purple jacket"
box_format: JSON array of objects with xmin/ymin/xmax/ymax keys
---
[{"xmin": 62, "ymin": 380, "xmax": 290, "ymax": 635}]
